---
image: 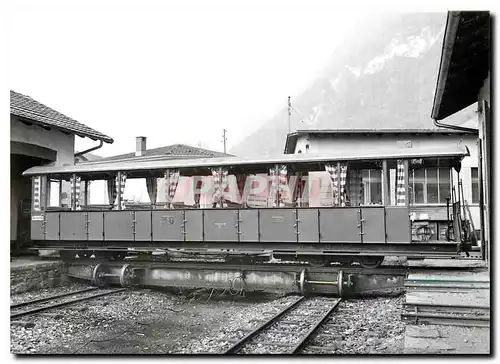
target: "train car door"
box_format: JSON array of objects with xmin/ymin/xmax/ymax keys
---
[
  {"xmin": 60, "ymin": 212, "xmax": 87, "ymax": 240},
  {"xmin": 152, "ymin": 210, "xmax": 184, "ymax": 241},
  {"xmin": 31, "ymin": 214, "xmax": 45, "ymax": 240},
  {"xmin": 259, "ymin": 209, "xmax": 297, "ymax": 243},
  {"xmin": 134, "ymin": 211, "xmax": 152, "ymax": 241},
  {"xmin": 297, "ymin": 208, "xmax": 319, "ymax": 243},
  {"xmin": 385, "ymin": 207, "xmax": 411, "ymax": 243},
  {"xmin": 239, "ymin": 210, "xmax": 259, "ymax": 242},
  {"xmin": 360, "ymin": 208, "xmax": 385, "ymax": 243},
  {"xmin": 104, "ymin": 211, "xmax": 134, "ymax": 241},
  {"xmin": 319, "ymin": 208, "xmax": 361, "ymax": 243},
  {"xmin": 87, "ymin": 212, "xmax": 104, "ymax": 241},
  {"xmin": 204, "ymin": 209, "xmax": 238, "ymax": 241},
  {"xmin": 184, "ymin": 210, "xmax": 203, "ymax": 241},
  {"xmin": 44, "ymin": 212, "xmax": 60, "ymax": 241}
]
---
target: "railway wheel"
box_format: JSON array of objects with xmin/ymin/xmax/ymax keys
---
[
  {"xmin": 92, "ymin": 264, "xmax": 106, "ymax": 287},
  {"xmin": 119, "ymin": 264, "xmax": 135, "ymax": 287},
  {"xmin": 358, "ymin": 256, "xmax": 384, "ymax": 269}
]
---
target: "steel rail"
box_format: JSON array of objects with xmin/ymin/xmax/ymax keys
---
[
  {"xmin": 10, "ymin": 287, "xmax": 98, "ymax": 309},
  {"xmin": 10, "ymin": 288, "xmax": 127, "ymax": 319},
  {"xmin": 403, "ymin": 302, "xmax": 490, "ymax": 313},
  {"xmin": 401, "ymin": 312, "xmax": 490, "ymax": 327},
  {"xmin": 404, "ymin": 283, "xmax": 489, "ymax": 290},
  {"xmin": 223, "ymin": 296, "xmax": 305, "ymax": 354},
  {"xmin": 290, "ymin": 298, "xmax": 342, "ymax": 354}
]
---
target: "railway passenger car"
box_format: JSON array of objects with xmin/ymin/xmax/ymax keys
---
[{"xmin": 23, "ymin": 144, "xmax": 473, "ymax": 268}]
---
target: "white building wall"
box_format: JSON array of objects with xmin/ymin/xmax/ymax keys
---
[
  {"xmin": 11, "ymin": 116, "xmax": 75, "ymax": 166},
  {"xmin": 11, "ymin": 116, "xmax": 76, "ymax": 241},
  {"xmin": 477, "ymin": 73, "xmax": 491, "ymax": 260},
  {"xmin": 293, "ymin": 132, "xmax": 480, "ymax": 227}
]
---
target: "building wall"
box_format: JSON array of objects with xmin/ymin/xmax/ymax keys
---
[
  {"xmin": 10, "ymin": 116, "xmax": 75, "ymax": 166},
  {"xmin": 293, "ymin": 132, "xmax": 480, "ymax": 227},
  {"xmin": 478, "ymin": 73, "xmax": 490, "ymax": 105},
  {"xmin": 477, "ymin": 73, "xmax": 490, "ymax": 260},
  {"xmin": 11, "ymin": 116, "xmax": 76, "ymax": 243}
]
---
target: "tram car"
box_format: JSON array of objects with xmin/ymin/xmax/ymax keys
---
[{"xmin": 23, "ymin": 144, "xmax": 474, "ymax": 269}]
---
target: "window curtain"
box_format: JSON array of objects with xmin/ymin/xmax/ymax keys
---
[
  {"xmin": 33, "ymin": 176, "xmax": 42, "ymax": 211},
  {"xmin": 114, "ymin": 173, "xmax": 127, "ymax": 210},
  {"xmin": 347, "ymin": 169, "xmax": 364, "ymax": 207},
  {"xmin": 211, "ymin": 169, "xmax": 221, "ymax": 207},
  {"xmin": 339, "ymin": 164, "xmax": 348, "ymax": 207},
  {"xmin": 74, "ymin": 176, "xmax": 82, "ymax": 210},
  {"xmin": 221, "ymin": 169, "xmax": 229, "ymax": 207},
  {"xmin": 325, "ymin": 163, "xmax": 339, "ymax": 206},
  {"xmin": 107, "ymin": 178, "xmax": 117, "ymax": 207},
  {"xmin": 211, "ymin": 168, "xmax": 229, "ymax": 207},
  {"xmin": 236, "ymin": 174, "xmax": 246, "ymax": 204},
  {"xmin": 277, "ymin": 165, "xmax": 288, "ymax": 207},
  {"xmin": 146, "ymin": 177, "xmax": 158, "ymax": 207},
  {"xmin": 358, "ymin": 170, "xmax": 364, "ymax": 206},
  {"xmin": 293, "ymin": 175, "xmax": 306, "ymax": 207},
  {"xmin": 268, "ymin": 166, "xmax": 278, "ymax": 207},
  {"xmin": 193, "ymin": 178, "xmax": 202, "ymax": 208},
  {"xmin": 396, "ymin": 159, "xmax": 406, "ymax": 206},
  {"xmin": 164, "ymin": 169, "xmax": 180, "ymax": 209}
]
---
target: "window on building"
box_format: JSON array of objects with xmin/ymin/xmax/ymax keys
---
[
  {"xmin": 438, "ymin": 168, "xmax": 451, "ymax": 203},
  {"xmin": 471, "ymin": 168, "xmax": 479, "ymax": 204},
  {"xmin": 413, "ymin": 169, "xmax": 425, "ymax": 204},
  {"xmin": 410, "ymin": 167, "xmax": 452, "ymax": 204}
]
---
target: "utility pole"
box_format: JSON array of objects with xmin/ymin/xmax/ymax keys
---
[
  {"xmin": 222, "ymin": 128, "xmax": 227, "ymax": 154},
  {"xmin": 287, "ymin": 96, "xmax": 292, "ymax": 134}
]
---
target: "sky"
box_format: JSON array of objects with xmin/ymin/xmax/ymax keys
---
[
  {"xmin": 6, "ymin": 0, "xmax": 375, "ymax": 157},
  {"xmin": 6, "ymin": 0, "xmax": 495, "ymax": 158}
]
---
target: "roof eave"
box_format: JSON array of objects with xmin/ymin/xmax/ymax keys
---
[
  {"xmin": 11, "ymin": 111, "xmax": 114, "ymax": 144},
  {"xmin": 22, "ymin": 146, "xmax": 469, "ymax": 176},
  {"xmin": 290, "ymin": 128, "xmax": 477, "ymax": 136},
  {"xmin": 431, "ymin": 12, "xmax": 462, "ymax": 120}
]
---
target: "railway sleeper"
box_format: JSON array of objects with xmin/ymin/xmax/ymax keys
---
[
  {"xmin": 313, "ymin": 333, "xmax": 343, "ymax": 340},
  {"xmin": 249, "ymin": 341, "xmax": 295, "ymax": 348},
  {"xmin": 302, "ymin": 345, "xmax": 340, "ymax": 352}
]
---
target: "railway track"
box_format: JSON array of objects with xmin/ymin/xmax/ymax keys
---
[
  {"xmin": 10, "ymin": 287, "xmax": 127, "ymax": 320},
  {"xmin": 221, "ymin": 296, "xmax": 344, "ymax": 354},
  {"xmin": 401, "ymin": 302, "xmax": 490, "ymax": 328}
]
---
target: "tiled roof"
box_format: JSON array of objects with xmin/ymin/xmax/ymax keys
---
[
  {"xmin": 10, "ymin": 90, "xmax": 113, "ymax": 143},
  {"xmin": 99, "ymin": 143, "xmax": 233, "ymax": 161},
  {"xmin": 75, "ymin": 152, "xmax": 103, "ymax": 163}
]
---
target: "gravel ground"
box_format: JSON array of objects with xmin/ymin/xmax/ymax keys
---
[
  {"xmin": 311, "ymin": 295, "xmax": 406, "ymax": 354},
  {"xmin": 11, "ymin": 284, "xmax": 406, "ymax": 355},
  {"xmin": 10, "ymin": 281, "xmax": 93, "ymax": 306},
  {"xmin": 239, "ymin": 297, "xmax": 340, "ymax": 354}
]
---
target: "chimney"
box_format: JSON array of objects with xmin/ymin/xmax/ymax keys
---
[{"xmin": 136, "ymin": 136, "xmax": 147, "ymax": 157}]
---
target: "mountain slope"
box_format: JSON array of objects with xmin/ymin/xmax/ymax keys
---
[{"xmin": 231, "ymin": 13, "xmax": 475, "ymax": 157}]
